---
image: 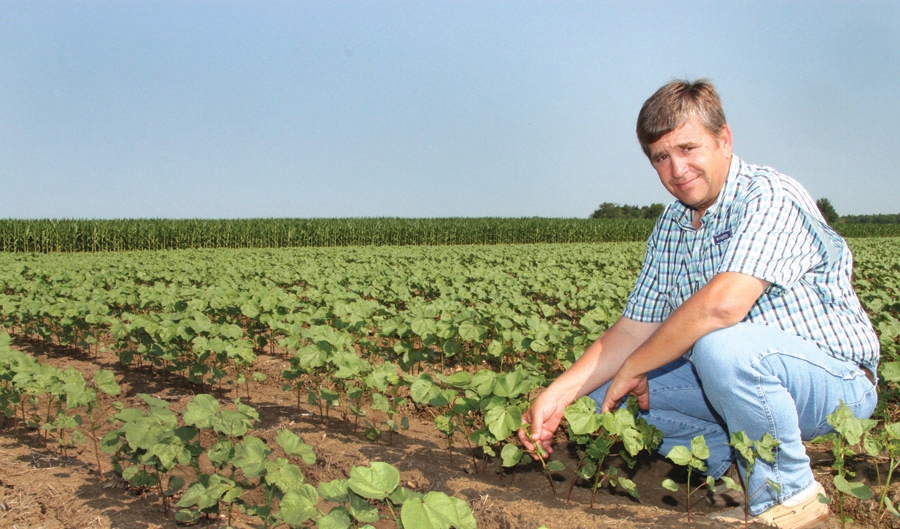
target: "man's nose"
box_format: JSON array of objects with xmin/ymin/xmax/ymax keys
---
[{"xmin": 671, "ymin": 156, "xmax": 688, "ymax": 178}]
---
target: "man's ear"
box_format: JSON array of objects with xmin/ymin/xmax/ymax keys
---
[{"xmin": 719, "ymin": 124, "xmax": 733, "ymax": 154}]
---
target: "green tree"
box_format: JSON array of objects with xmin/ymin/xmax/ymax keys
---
[
  {"xmin": 590, "ymin": 202, "xmax": 664, "ymax": 220},
  {"xmin": 816, "ymin": 198, "xmax": 840, "ymax": 225}
]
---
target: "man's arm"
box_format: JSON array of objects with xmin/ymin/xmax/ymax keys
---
[
  {"xmin": 599, "ymin": 271, "xmax": 769, "ymax": 413},
  {"xmin": 518, "ymin": 316, "xmax": 659, "ymax": 455}
]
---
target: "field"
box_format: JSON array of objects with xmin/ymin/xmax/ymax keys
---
[{"xmin": 1, "ymin": 239, "xmax": 899, "ymax": 528}]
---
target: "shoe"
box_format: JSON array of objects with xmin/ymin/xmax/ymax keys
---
[{"xmin": 711, "ymin": 482, "xmax": 830, "ymax": 529}]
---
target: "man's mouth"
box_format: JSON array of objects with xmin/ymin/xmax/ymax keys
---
[{"xmin": 673, "ymin": 175, "xmax": 699, "ymax": 189}]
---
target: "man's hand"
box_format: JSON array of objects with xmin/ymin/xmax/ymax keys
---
[
  {"xmin": 518, "ymin": 391, "xmax": 567, "ymax": 458},
  {"xmin": 515, "ymin": 317, "xmax": 659, "ymax": 458},
  {"xmin": 596, "ymin": 273, "xmax": 769, "ymax": 414},
  {"xmin": 600, "ymin": 370, "xmax": 650, "ymax": 413}
]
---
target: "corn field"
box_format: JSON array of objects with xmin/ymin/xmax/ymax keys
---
[
  {"xmin": 0, "ymin": 218, "xmax": 657, "ymax": 252},
  {"xmin": 1, "ymin": 218, "xmax": 896, "ymax": 253}
]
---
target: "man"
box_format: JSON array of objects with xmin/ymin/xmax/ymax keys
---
[{"xmin": 518, "ymin": 79, "xmax": 879, "ymax": 529}]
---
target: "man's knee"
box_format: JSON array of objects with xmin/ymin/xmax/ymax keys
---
[
  {"xmin": 690, "ymin": 324, "xmax": 757, "ymax": 381},
  {"xmin": 692, "ymin": 326, "xmax": 741, "ymax": 363}
]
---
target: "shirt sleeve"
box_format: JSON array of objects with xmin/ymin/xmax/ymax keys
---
[{"xmin": 717, "ymin": 178, "xmax": 826, "ymax": 293}]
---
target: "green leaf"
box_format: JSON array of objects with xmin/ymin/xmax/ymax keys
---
[
  {"xmin": 621, "ymin": 427, "xmax": 645, "ymax": 457},
  {"xmin": 138, "ymin": 393, "xmax": 171, "ymax": 410},
  {"xmin": 177, "ymin": 478, "xmax": 229, "ymax": 511},
  {"xmin": 437, "ymin": 371, "xmax": 472, "ymax": 388},
  {"xmin": 123, "ymin": 465, "xmax": 156, "ymax": 487},
  {"xmin": 371, "ymin": 393, "xmax": 391, "ymax": 414},
  {"xmin": 318, "ymin": 479, "xmax": 349, "ymax": 503},
  {"xmin": 728, "ymin": 431, "xmax": 755, "ymax": 464},
  {"xmin": 691, "ymin": 435, "xmax": 710, "ymax": 460},
  {"xmin": 500, "ymin": 443, "xmax": 525, "ymax": 468},
  {"xmin": 207, "ymin": 440, "xmax": 234, "ymax": 466},
  {"xmin": 755, "ymin": 433, "xmax": 780, "ymax": 464},
  {"xmin": 121, "ymin": 418, "xmax": 164, "ymax": 451},
  {"xmin": 348, "ymin": 461, "xmax": 400, "ymax": 500},
  {"xmin": 828, "ymin": 401, "xmax": 878, "ymax": 445},
  {"xmin": 389, "ymin": 486, "xmax": 422, "ymax": 505},
  {"xmin": 661, "ymin": 478, "xmax": 679, "ymax": 492},
  {"xmin": 293, "ymin": 344, "xmax": 327, "ymax": 372},
  {"xmin": 721, "ymin": 475, "xmax": 741, "ymax": 492},
  {"xmin": 484, "ymin": 405, "xmax": 522, "ymax": 441},
  {"xmin": 149, "ymin": 438, "xmax": 189, "ymax": 471},
  {"xmin": 182, "ymin": 394, "xmax": 219, "ymax": 428},
  {"xmin": 164, "ymin": 476, "xmax": 186, "ymax": 497},
  {"xmin": 575, "ymin": 459, "xmax": 597, "ymax": 480},
  {"xmin": 457, "ymin": 321, "xmax": 488, "ymax": 342},
  {"xmin": 265, "ymin": 458, "xmax": 306, "ymax": 493},
  {"xmin": 468, "ymin": 370, "xmax": 496, "ymax": 397},
  {"xmin": 276, "ymin": 428, "xmax": 317, "ymax": 465},
  {"xmin": 278, "ymin": 484, "xmax": 319, "ymax": 526},
  {"xmin": 175, "ymin": 509, "xmax": 201, "ymax": 523},
  {"xmin": 833, "ymin": 475, "xmax": 873, "ymax": 500},
  {"xmin": 232, "ymin": 436, "xmax": 272, "ymax": 478},
  {"xmin": 492, "ymin": 370, "xmax": 528, "ymax": 398},
  {"xmin": 217, "ymin": 409, "xmax": 255, "ymax": 437},
  {"xmin": 347, "ymin": 490, "xmax": 380, "ymax": 523},
  {"xmin": 564, "ymin": 396, "xmax": 603, "ymax": 435},
  {"xmin": 317, "ymin": 507, "xmax": 352, "ymax": 529},
  {"xmin": 585, "ymin": 436, "xmax": 612, "ymax": 461},
  {"xmin": 617, "ymin": 476, "xmax": 640, "ymax": 500},
  {"xmin": 240, "ymin": 301, "xmax": 260, "ymax": 319},
  {"xmin": 400, "ymin": 491, "xmax": 478, "ymax": 529},
  {"xmin": 666, "ymin": 445, "xmax": 692, "ymax": 467},
  {"xmin": 881, "ymin": 361, "xmax": 900, "ymax": 382},
  {"xmin": 546, "ymin": 460, "xmax": 566, "ymax": 472},
  {"xmin": 409, "ymin": 376, "xmax": 448, "ymax": 406},
  {"xmin": 93, "ymin": 369, "xmax": 121, "ymax": 396},
  {"xmin": 441, "ymin": 338, "xmax": 462, "ymax": 357}
]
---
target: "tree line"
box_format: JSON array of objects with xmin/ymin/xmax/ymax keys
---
[
  {"xmin": 592, "ymin": 199, "xmax": 898, "ymax": 226},
  {"xmin": 589, "ymin": 202, "xmax": 665, "ymax": 220}
]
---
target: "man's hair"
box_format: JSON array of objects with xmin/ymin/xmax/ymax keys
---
[{"xmin": 636, "ymin": 79, "xmax": 727, "ymax": 158}]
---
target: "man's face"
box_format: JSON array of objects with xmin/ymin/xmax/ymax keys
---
[{"xmin": 647, "ymin": 114, "xmax": 733, "ymax": 218}]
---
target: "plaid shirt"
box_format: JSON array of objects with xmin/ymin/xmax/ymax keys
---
[{"xmin": 624, "ymin": 155, "xmax": 880, "ymax": 371}]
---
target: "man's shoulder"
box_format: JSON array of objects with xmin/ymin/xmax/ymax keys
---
[
  {"xmin": 732, "ymin": 158, "xmax": 810, "ymax": 202},
  {"xmin": 735, "ymin": 159, "xmax": 790, "ymax": 188},
  {"xmin": 729, "ymin": 156, "xmax": 821, "ymax": 219}
]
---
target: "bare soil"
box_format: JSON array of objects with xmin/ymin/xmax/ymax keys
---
[{"xmin": 1, "ymin": 338, "xmax": 892, "ymax": 529}]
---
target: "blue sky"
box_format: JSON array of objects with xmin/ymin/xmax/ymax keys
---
[{"xmin": 3, "ymin": 1, "xmax": 897, "ymax": 219}]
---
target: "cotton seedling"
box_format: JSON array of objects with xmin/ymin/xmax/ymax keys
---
[{"xmin": 662, "ymin": 435, "xmax": 741, "ymax": 521}]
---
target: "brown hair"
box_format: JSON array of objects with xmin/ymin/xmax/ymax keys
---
[{"xmin": 636, "ymin": 79, "xmax": 727, "ymax": 158}]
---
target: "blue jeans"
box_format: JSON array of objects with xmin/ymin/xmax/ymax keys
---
[{"xmin": 588, "ymin": 322, "xmax": 877, "ymax": 515}]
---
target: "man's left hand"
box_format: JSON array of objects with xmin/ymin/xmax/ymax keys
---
[{"xmin": 600, "ymin": 371, "xmax": 650, "ymax": 413}]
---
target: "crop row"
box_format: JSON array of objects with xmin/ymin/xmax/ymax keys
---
[
  {"xmin": 0, "ymin": 218, "xmax": 660, "ymax": 252},
  {"xmin": 4, "ymin": 218, "xmax": 899, "ymax": 253},
  {"xmin": 1, "ymin": 241, "xmax": 897, "ymax": 425},
  {"xmin": 0, "ymin": 332, "xmax": 478, "ymax": 528},
  {"xmin": 1, "ymin": 240, "xmax": 899, "ymax": 524}
]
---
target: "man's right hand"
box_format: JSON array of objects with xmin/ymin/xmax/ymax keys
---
[
  {"xmin": 518, "ymin": 391, "xmax": 568, "ymax": 458},
  {"xmin": 515, "ymin": 317, "xmax": 658, "ymax": 458}
]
